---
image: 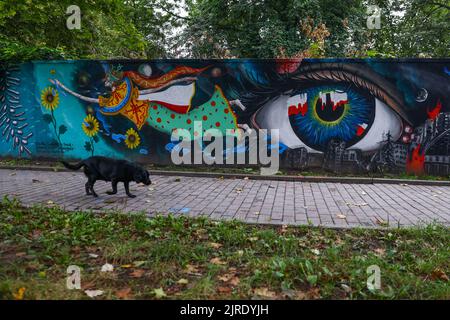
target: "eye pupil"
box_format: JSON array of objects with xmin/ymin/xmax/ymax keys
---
[{"xmin": 315, "ymin": 93, "xmax": 347, "ymax": 123}]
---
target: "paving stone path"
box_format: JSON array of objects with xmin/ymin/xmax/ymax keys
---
[{"xmin": 1, "ymin": 169, "xmax": 449, "ymax": 228}]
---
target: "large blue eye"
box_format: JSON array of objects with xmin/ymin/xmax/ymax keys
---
[
  {"xmin": 288, "ymin": 85, "xmax": 375, "ymax": 151},
  {"xmin": 253, "ymin": 83, "xmax": 403, "ymax": 153}
]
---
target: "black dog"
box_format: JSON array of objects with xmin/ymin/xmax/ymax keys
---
[{"xmin": 61, "ymin": 156, "xmax": 151, "ymax": 198}]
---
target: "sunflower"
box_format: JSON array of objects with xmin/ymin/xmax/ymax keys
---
[
  {"xmin": 41, "ymin": 86, "xmax": 60, "ymax": 111},
  {"xmin": 125, "ymin": 128, "xmax": 140, "ymax": 149},
  {"xmin": 82, "ymin": 114, "xmax": 99, "ymax": 137}
]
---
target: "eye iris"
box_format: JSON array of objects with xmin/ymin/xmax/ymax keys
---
[
  {"xmin": 289, "ymin": 85, "xmax": 375, "ymax": 151},
  {"xmin": 312, "ymin": 92, "xmax": 348, "ymax": 124}
]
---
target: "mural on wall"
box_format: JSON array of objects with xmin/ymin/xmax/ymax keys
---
[{"xmin": 0, "ymin": 59, "xmax": 449, "ymax": 175}]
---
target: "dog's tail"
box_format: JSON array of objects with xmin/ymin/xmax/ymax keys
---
[{"xmin": 61, "ymin": 160, "xmax": 85, "ymax": 171}]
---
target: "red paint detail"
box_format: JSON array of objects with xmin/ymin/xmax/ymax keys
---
[
  {"xmin": 203, "ymin": 115, "xmax": 208, "ymax": 121},
  {"xmin": 288, "ymin": 102, "xmax": 308, "ymax": 116},
  {"xmin": 150, "ymin": 100, "xmax": 190, "ymax": 114},
  {"xmin": 152, "ymin": 105, "xmax": 158, "ymax": 110},
  {"xmin": 224, "ymin": 108, "xmax": 229, "ymax": 114},
  {"xmin": 427, "ymin": 99, "xmax": 442, "ymax": 120},
  {"xmin": 187, "ymin": 119, "xmax": 192, "ymax": 124},
  {"xmin": 215, "ymin": 122, "xmax": 220, "ymax": 127},
  {"xmin": 406, "ymin": 144, "xmax": 425, "ymax": 175},
  {"xmin": 211, "ymin": 101, "xmax": 216, "ymax": 106},
  {"xmin": 170, "ymin": 114, "xmax": 175, "ymax": 119},
  {"xmin": 156, "ymin": 118, "xmax": 161, "ymax": 123},
  {"xmin": 356, "ymin": 125, "xmax": 365, "ymax": 136},
  {"xmin": 275, "ymin": 59, "xmax": 302, "ymax": 74}
]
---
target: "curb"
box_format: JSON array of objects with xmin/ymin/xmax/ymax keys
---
[{"xmin": 2, "ymin": 165, "xmax": 450, "ymax": 186}]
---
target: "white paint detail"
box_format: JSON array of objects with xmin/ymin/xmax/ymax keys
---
[
  {"xmin": 318, "ymin": 91, "xmax": 348, "ymax": 104},
  {"xmin": 138, "ymin": 83, "xmax": 195, "ymax": 106},
  {"xmin": 351, "ymin": 99, "xmax": 402, "ymax": 152},
  {"xmin": 255, "ymin": 95, "xmax": 320, "ymax": 153}
]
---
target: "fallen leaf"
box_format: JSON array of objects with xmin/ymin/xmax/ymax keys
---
[
  {"xmin": 32, "ymin": 179, "xmax": 41, "ymax": 183},
  {"xmin": 431, "ymin": 268, "xmax": 449, "ymax": 281},
  {"xmin": 248, "ymin": 237, "xmax": 259, "ymax": 242},
  {"xmin": 210, "ymin": 257, "xmax": 226, "ymax": 265},
  {"xmin": 115, "ymin": 287, "xmax": 131, "ymax": 299},
  {"xmin": 13, "ymin": 287, "xmax": 25, "ymax": 300},
  {"xmin": 253, "ymin": 287, "xmax": 276, "ymax": 298},
  {"xmin": 152, "ymin": 288, "xmax": 167, "ymax": 299},
  {"xmin": 177, "ymin": 278, "xmax": 189, "ymax": 285},
  {"xmin": 10, "ymin": 172, "xmax": 16, "ymax": 176},
  {"xmin": 229, "ymin": 277, "xmax": 240, "ymax": 286},
  {"xmin": 237, "ymin": 250, "xmax": 244, "ymax": 256},
  {"xmin": 120, "ymin": 264, "xmax": 133, "ymax": 269},
  {"xmin": 282, "ymin": 289, "xmax": 306, "ymax": 300},
  {"xmin": 133, "ymin": 261, "xmax": 146, "ymax": 267},
  {"xmin": 254, "ymin": 211, "xmax": 260, "ymax": 215},
  {"xmin": 88, "ymin": 253, "xmax": 99, "ymax": 259},
  {"xmin": 336, "ymin": 214, "xmax": 346, "ymax": 219},
  {"xmin": 101, "ymin": 263, "xmax": 114, "ymax": 272},
  {"xmin": 341, "ymin": 284, "xmax": 352, "ymax": 293},
  {"xmin": 15, "ymin": 252, "xmax": 26, "ymax": 257},
  {"xmin": 311, "ymin": 249, "xmax": 320, "ymax": 255},
  {"xmin": 208, "ymin": 242, "xmax": 223, "ymax": 249},
  {"xmin": 217, "ymin": 286, "xmax": 232, "ymax": 294},
  {"xmin": 81, "ymin": 281, "xmax": 96, "ymax": 290},
  {"xmin": 85, "ymin": 290, "xmax": 104, "ymax": 298},
  {"xmin": 184, "ymin": 264, "xmax": 200, "ymax": 274},
  {"xmin": 307, "ymin": 287, "xmax": 321, "ymax": 299},
  {"xmin": 243, "ymin": 177, "xmax": 249, "ymax": 180},
  {"xmin": 47, "ymin": 200, "xmax": 54, "ymax": 205},
  {"xmin": 373, "ymin": 248, "xmax": 386, "ymax": 256},
  {"xmin": 218, "ymin": 274, "xmax": 233, "ymax": 282},
  {"xmin": 130, "ymin": 269, "xmax": 145, "ymax": 278}
]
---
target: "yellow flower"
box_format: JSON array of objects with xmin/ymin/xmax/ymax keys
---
[
  {"xmin": 82, "ymin": 114, "xmax": 99, "ymax": 137},
  {"xmin": 125, "ymin": 128, "xmax": 140, "ymax": 149},
  {"xmin": 41, "ymin": 86, "xmax": 60, "ymax": 111},
  {"xmin": 13, "ymin": 287, "xmax": 26, "ymax": 300}
]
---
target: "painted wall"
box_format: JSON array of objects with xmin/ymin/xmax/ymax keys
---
[{"xmin": 1, "ymin": 59, "xmax": 449, "ymax": 175}]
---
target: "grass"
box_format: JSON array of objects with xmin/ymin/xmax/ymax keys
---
[
  {"xmin": 0, "ymin": 197, "xmax": 448, "ymax": 300},
  {"xmin": 1, "ymin": 158, "xmax": 449, "ymax": 181}
]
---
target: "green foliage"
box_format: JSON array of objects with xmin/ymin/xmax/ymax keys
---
[
  {"xmin": 181, "ymin": 0, "xmax": 449, "ymax": 58},
  {"xmin": 181, "ymin": 0, "xmax": 368, "ymax": 58},
  {"xmin": 0, "ymin": 0, "xmax": 447, "ymax": 62},
  {"xmin": 0, "ymin": 0, "xmax": 149, "ymax": 63},
  {"xmin": 0, "ymin": 198, "xmax": 449, "ymax": 299}
]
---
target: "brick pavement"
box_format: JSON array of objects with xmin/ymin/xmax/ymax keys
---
[{"xmin": 1, "ymin": 169, "xmax": 449, "ymax": 228}]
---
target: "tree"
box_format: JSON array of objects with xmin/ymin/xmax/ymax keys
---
[
  {"xmin": 0, "ymin": 0, "xmax": 148, "ymax": 64},
  {"xmin": 362, "ymin": 0, "xmax": 449, "ymax": 58},
  {"xmin": 180, "ymin": 0, "xmax": 369, "ymax": 58}
]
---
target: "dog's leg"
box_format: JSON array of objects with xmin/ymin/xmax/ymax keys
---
[
  {"xmin": 106, "ymin": 179, "xmax": 118, "ymax": 195},
  {"xmin": 90, "ymin": 179, "xmax": 98, "ymax": 197},
  {"xmin": 85, "ymin": 182, "xmax": 92, "ymax": 195},
  {"xmin": 124, "ymin": 181, "xmax": 136, "ymax": 198}
]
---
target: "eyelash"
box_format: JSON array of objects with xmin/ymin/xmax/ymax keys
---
[{"xmin": 288, "ymin": 63, "xmax": 411, "ymax": 124}]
